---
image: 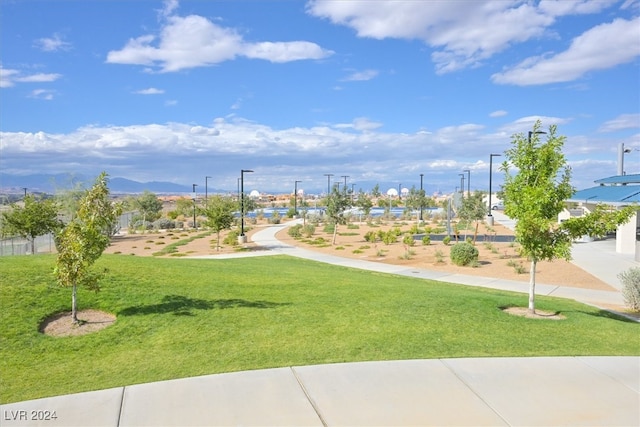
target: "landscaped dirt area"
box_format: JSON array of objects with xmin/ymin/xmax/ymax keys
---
[{"xmin": 104, "ymin": 218, "xmax": 615, "ymax": 292}]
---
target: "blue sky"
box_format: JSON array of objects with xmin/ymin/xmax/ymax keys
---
[{"xmin": 1, "ymin": 0, "xmax": 639, "ymax": 195}]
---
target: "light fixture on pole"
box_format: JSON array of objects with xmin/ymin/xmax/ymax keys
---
[
  {"xmin": 398, "ymin": 183, "xmax": 402, "ymax": 201},
  {"xmin": 488, "ymin": 153, "xmax": 502, "ymax": 225},
  {"xmin": 205, "ymin": 176, "xmax": 212, "ymax": 207},
  {"xmin": 239, "ymin": 169, "xmax": 253, "ymax": 242},
  {"xmin": 463, "ymin": 169, "xmax": 470, "ymax": 198},
  {"xmin": 419, "ymin": 173, "xmax": 424, "ymax": 222},
  {"xmin": 528, "ymin": 130, "xmax": 547, "ymax": 143},
  {"xmin": 458, "ymin": 174, "xmax": 465, "ymax": 196},
  {"xmin": 324, "ymin": 174, "xmax": 333, "ymax": 195},
  {"xmin": 192, "ymin": 184, "xmax": 198, "ymax": 230},
  {"xmin": 294, "ymin": 180, "xmax": 302, "ymax": 216},
  {"xmin": 618, "ymin": 143, "xmax": 632, "ymax": 176}
]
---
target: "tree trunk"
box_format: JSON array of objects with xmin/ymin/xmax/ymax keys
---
[
  {"xmin": 332, "ymin": 223, "xmax": 338, "ymax": 245},
  {"xmin": 30, "ymin": 237, "xmax": 36, "ymax": 255},
  {"xmin": 216, "ymin": 230, "xmax": 221, "ymax": 251},
  {"xmin": 72, "ymin": 283, "xmax": 79, "ymax": 324},
  {"xmin": 473, "ymin": 221, "xmax": 479, "ymax": 244},
  {"xmin": 528, "ymin": 259, "xmax": 537, "ymax": 314}
]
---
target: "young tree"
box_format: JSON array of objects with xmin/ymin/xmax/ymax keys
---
[
  {"xmin": 325, "ymin": 185, "xmax": 351, "ymax": 245},
  {"xmin": 354, "ymin": 191, "xmax": 373, "ymax": 217},
  {"xmin": 0, "ymin": 195, "xmax": 63, "ymax": 253},
  {"xmin": 54, "ymin": 172, "xmax": 121, "ymax": 324},
  {"xmin": 371, "ymin": 184, "xmax": 381, "ymax": 199},
  {"xmin": 502, "ymin": 121, "xmax": 636, "ymax": 313},
  {"xmin": 457, "ymin": 191, "xmax": 487, "ymax": 243},
  {"xmin": 200, "ymin": 195, "xmax": 236, "ymax": 250},
  {"xmin": 128, "ymin": 190, "xmax": 163, "ymax": 224}
]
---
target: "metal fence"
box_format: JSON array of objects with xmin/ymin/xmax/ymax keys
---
[{"xmin": 0, "ymin": 211, "xmax": 136, "ymax": 256}]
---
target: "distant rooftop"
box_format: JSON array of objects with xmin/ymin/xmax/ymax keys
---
[
  {"xmin": 569, "ymin": 174, "xmax": 640, "ymax": 205},
  {"xmin": 594, "ymin": 174, "xmax": 640, "ymax": 185}
]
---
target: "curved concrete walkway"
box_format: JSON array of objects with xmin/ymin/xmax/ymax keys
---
[{"xmin": 2, "ymin": 215, "xmax": 638, "ymax": 426}]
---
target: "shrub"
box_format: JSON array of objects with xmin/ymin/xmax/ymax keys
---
[
  {"xmin": 402, "ymin": 234, "xmax": 415, "ymax": 247},
  {"xmin": 382, "ymin": 231, "xmax": 397, "ymax": 245},
  {"xmin": 442, "ymin": 235, "xmax": 451, "ymax": 246},
  {"xmin": 323, "ymin": 223, "xmax": 335, "ymax": 233},
  {"xmin": 288, "ymin": 224, "xmax": 303, "ymax": 238},
  {"xmin": 223, "ymin": 230, "xmax": 239, "ymax": 246},
  {"xmin": 450, "ymin": 242, "xmax": 479, "ymax": 266},
  {"xmin": 618, "ymin": 267, "xmax": 640, "ymax": 311},
  {"xmin": 422, "ymin": 236, "xmax": 431, "ymax": 245},
  {"xmin": 302, "ymin": 224, "xmax": 315, "ymax": 238},
  {"xmin": 153, "ymin": 218, "xmax": 176, "ymax": 230},
  {"xmin": 434, "ymin": 249, "xmax": 444, "ymax": 264},
  {"xmin": 364, "ymin": 231, "xmax": 377, "ymax": 243}
]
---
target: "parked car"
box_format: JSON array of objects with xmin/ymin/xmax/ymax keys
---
[{"xmin": 491, "ymin": 202, "xmax": 504, "ymax": 210}]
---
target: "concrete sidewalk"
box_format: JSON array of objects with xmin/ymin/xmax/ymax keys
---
[{"xmin": 2, "ymin": 357, "xmax": 638, "ymax": 426}]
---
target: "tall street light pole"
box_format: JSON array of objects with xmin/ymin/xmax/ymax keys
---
[
  {"xmin": 294, "ymin": 180, "xmax": 301, "ymax": 216},
  {"xmin": 205, "ymin": 176, "xmax": 212, "ymax": 207},
  {"xmin": 458, "ymin": 174, "xmax": 465, "ymax": 197},
  {"xmin": 324, "ymin": 174, "xmax": 333, "ymax": 195},
  {"xmin": 240, "ymin": 169, "xmax": 253, "ymax": 242},
  {"xmin": 341, "ymin": 175, "xmax": 349, "ymax": 189},
  {"xmin": 192, "ymin": 184, "xmax": 198, "ymax": 230},
  {"xmin": 488, "ymin": 153, "xmax": 501, "ymax": 225},
  {"xmin": 398, "ymin": 183, "xmax": 402, "ymax": 201},
  {"xmin": 419, "ymin": 173, "xmax": 424, "ymax": 222},
  {"xmin": 463, "ymin": 169, "xmax": 470, "ymax": 198}
]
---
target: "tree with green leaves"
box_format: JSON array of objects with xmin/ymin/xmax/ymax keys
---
[
  {"xmin": 457, "ymin": 191, "xmax": 487, "ymax": 243},
  {"xmin": 371, "ymin": 184, "xmax": 381, "ymax": 199},
  {"xmin": 128, "ymin": 190, "xmax": 163, "ymax": 224},
  {"xmin": 54, "ymin": 172, "xmax": 122, "ymax": 324},
  {"xmin": 325, "ymin": 185, "xmax": 351, "ymax": 245},
  {"xmin": 502, "ymin": 121, "xmax": 636, "ymax": 314},
  {"xmin": 200, "ymin": 195, "xmax": 236, "ymax": 250},
  {"xmin": 1, "ymin": 195, "xmax": 63, "ymax": 254},
  {"xmin": 354, "ymin": 190, "xmax": 373, "ymax": 217}
]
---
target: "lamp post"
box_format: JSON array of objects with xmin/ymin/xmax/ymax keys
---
[
  {"xmin": 487, "ymin": 153, "xmax": 501, "ymax": 225},
  {"xmin": 458, "ymin": 174, "xmax": 465, "ymax": 197},
  {"xmin": 294, "ymin": 180, "xmax": 301, "ymax": 216},
  {"xmin": 324, "ymin": 174, "xmax": 333, "ymax": 195},
  {"xmin": 350, "ymin": 183, "xmax": 356, "ymax": 204},
  {"xmin": 341, "ymin": 175, "xmax": 349, "ymax": 190},
  {"xmin": 239, "ymin": 169, "xmax": 253, "ymax": 243},
  {"xmin": 22, "ymin": 187, "xmax": 28, "ymax": 198},
  {"xmin": 192, "ymin": 184, "xmax": 198, "ymax": 230},
  {"xmin": 528, "ymin": 130, "xmax": 546, "ymax": 143},
  {"xmin": 398, "ymin": 183, "xmax": 402, "ymax": 201},
  {"xmin": 463, "ymin": 169, "xmax": 470, "ymax": 198},
  {"xmin": 618, "ymin": 143, "xmax": 632, "ymax": 176},
  {"xmin": 419, "ymin": 173, "xmax": 424, "ymax": 222},
  {"xmin": 205, "ymin": 176, "xmax": 212, "ymax": 207}
]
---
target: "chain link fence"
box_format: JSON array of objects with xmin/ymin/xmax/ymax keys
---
[{"xmin": 0, "ymin": 212, "xmax": 136, "ymax": 256}]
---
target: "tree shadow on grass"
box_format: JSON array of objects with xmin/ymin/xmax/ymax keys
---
[{"xmin": 119, "ymin": 294, "xmax": 290, "ymax": 316}]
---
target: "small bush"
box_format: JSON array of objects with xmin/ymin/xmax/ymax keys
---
[
  {"xmin": 364, "ymin": 231, "xmax": 377, "ymax": 243},
  {"xmin": 618, "ymin": 267, "xmax": 640, "ymax": 311},
  {"xmin": 382, "ymin": 231, "xmax": 397, "ymax": 245},
  {"xmin": 422, "ymin": 236, "xmax": 431, "ymax": 245},
  {"xmin": 153, "ymin": 218, "xmax": 176, "ymax": 230},
  {"xmin": 434, "ymin": 249, "xmax": 445, "ymax": 264},
  {"xmin": 402, "ymin": 234, "xmax": 415, "ymax": 247},
  {"xmin": 302, "ymin": 224, "xmax": 315, "ymax": 238},
  {"xmin": 450, "ymin": 242, "xmax": 479, "ymax": 266},
  {"xmin": 442, "ymin": 235, "xmax": 451, "ymax": 246},
  {"xmin": 288, "ymin": 224, "xmax": 303, "ymax": 238},
  {"xmin": 223, "ymin": 230, "xmax": 239, "ymax": 246},
  {"xmin": 323, "ymin": 223, "xmax": 335, "ymax": 233}
]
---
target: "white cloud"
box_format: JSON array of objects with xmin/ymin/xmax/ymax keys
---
[
  {"xmin": 34, "ymin": 33, "xmax": 71, "ymax": 52},
  {"xmin": 492, "ymin": 17, "xmax": 640, "ymax": 85},
  {"xmin": 598, "ymin": 114, "xmax": 640, "ymax": 133},
  {"xmin": 134, "ymin": 88, "xmax": 165, "ymax": 95},
  {"xmin": 0, "ymin": 66, "xmax": 62, "ymax": 88},
  {"xmin": 107, "ymin": 9, "xmax": 333, "ymax": 72},
  {"xmin": 307, "ymin": 0, "xmax": 553, "ymax": 74},
  {"xmin": 29, "ymin": 89, "xmax": 55, "ymax": 100},
  {"xmin": 489, "ymin": 110, "xmax": 508, "ymax": 118},
  {"xmin": 341, "ymin": 69, "xmax": 379, "ymax": 82},
  {"xmin": 0, "ymin": 115, "xmax": 629, "ymax": 191}
]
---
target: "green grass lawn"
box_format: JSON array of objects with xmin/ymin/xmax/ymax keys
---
[{"xmin": 1, "ymin": 254, "xmax": 638, "ymax": 403}]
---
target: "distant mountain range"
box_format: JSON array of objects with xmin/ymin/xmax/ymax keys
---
[{"xmin": 0, "ymin": 173, "xmax": 212, "ymax": 194}]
